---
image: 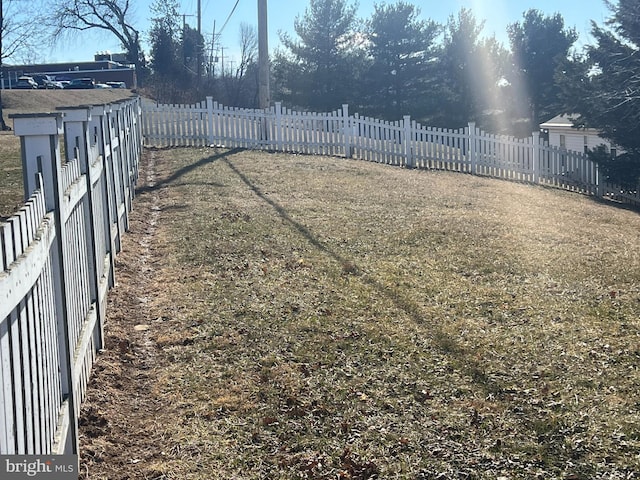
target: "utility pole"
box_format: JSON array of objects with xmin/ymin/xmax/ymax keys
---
[
  {"xmin": 0, "ymin": 0, "xmax": 7, "ymax": 131},
  {"xmin": 197, "ymin": 0, "xmax": 202, "ymax": 78},
  {"xmin": 220, "ymin": 46, "xmax": 226, "ymax": 78},
  {"xmin": 209, "ymin": 21, "xmax": 216, "ymax": 77},
  {"xmin": 182, "ymin": 14, "xmax": 191, "ymax": 70},
  {"xmin": 258, "ymin": 0, "xmax": 270, "ymax": 109}
]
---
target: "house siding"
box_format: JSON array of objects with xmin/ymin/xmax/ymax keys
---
[
  {"xmin": 541, "ymin": 115, "xmax": 614, "ymax": 154},
  {"xmin": 548, "ymin": 128, "xmax": 611, "ymax": 152}
]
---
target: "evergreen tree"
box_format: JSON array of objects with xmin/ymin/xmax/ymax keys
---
[
  {"xmin": 182, "ymin": 24, "xmax": 205, "ymax": 77},
  {"xmin": 558, "ymin": 0, "xmax": 640, "ymax": 187},
  {"xmin": 148, "ymin": 0, "xmax": 181, "ymax": 78},
  {"xmin": 364, "ymin": 1, "xmax": 438, "ymax": 120},
  {"xmin": 433, "ymin": 8, "xmax": 505, "ymax": 128},
  {"xmin": 473, "ymin": 37, "xmax": 512, "ymax": 132},
  {"xmin": 147, "ymin": 0, "xmax": 206, "ymax": 102},
  {"xmin": 275, "ymin": 0, "xmax": 362, "ymax": 110},
  {"xmin": 508, "ymin": 10, "xmax": 577, "ymax": 126}
]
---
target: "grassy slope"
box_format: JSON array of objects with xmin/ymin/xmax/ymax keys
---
[
  {"xmin": 79, "ymin": 147, "xmax": 640, "ymax": 479},
  {"xmin": 1, "ymin": 89, "xmax": 136, "ymax": 116},
  {"xmin": 0, "ymin": 89, "xmax": 135, "ymax": 219}
]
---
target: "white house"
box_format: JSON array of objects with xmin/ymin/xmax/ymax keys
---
[{"xmin": 540, "ymin": 114, "xmax": 617, "ymax": 155}]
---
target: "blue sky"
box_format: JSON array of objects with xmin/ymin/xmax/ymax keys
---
[{"xmin": 48, "ymin": 0, "xmax": 612, "ymax": 64}]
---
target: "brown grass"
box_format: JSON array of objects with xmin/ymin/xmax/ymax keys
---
[
  {"xmin": 79, "ymin": 147, "xmax": 640, "ymax": 479},
  {"xmin": 1, "ymin": 89, "xmax": 136, "ymax": 117},
  {"xmin": 0, "ymin": 131, "xmax": 22, "ymax": 219}
]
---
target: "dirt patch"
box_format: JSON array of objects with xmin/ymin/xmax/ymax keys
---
[{"xmin": 79, "ymin": 149, "xmax": 175, "ymax": 479}]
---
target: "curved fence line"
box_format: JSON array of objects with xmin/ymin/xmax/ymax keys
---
[{"xmin": 142, "ymin": 98, "xmax": 639, "ymax": 206}]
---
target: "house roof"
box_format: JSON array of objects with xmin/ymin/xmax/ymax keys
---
[
  {"xmin": 539, "ymin": 114, "xmax": 583, "ymax": 129},
  {"xmin": 540, "ymin": 113, "xmax": 585, "ymax": 129}
]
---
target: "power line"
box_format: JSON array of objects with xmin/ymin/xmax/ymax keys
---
[{"xmin": 218, "ymin": 0, "xmax": 241, "ymax": 36}]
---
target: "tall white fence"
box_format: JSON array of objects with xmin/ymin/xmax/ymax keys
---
[
  {"xmin": 142, "ymin": 98, "xmax": 639, "ymax": 206},
  {"xmin": 0, "ymin": 97, "xmax": 142, "ymax": 455}
]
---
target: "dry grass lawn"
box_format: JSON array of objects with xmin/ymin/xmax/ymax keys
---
[{"xmin": 78, "ymin": 147, "xmax": 640, "ymax": 479}]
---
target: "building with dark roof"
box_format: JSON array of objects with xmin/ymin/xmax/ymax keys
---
[{"xmin": 1, "ymin": 53, "xmax": 136, "ymax": 88}]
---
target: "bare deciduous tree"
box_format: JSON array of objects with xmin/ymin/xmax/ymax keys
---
[
  {"xmin": 48, "ymin": 0, "xmax": 143, "ymax": 72},
  {"xmin": 236, "ymin": 23, "xmax": 258, "ymax": 80},
  {"xmin": 2, "ymin": 0, "xmax": 44, "ymax": 61},
  {"xmin": 0, "ymin": 0, "xmax": 47, "ymax": 129},
  {"xmin": 222, "ymin": 23, "xmax": 259, "ymax": 107}
]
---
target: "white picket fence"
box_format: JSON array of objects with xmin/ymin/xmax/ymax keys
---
[
  {"xmin": 142, "ymin": 98, "xmax": 640, "ymax": 205},
  {"xmin": 0, "ymin": 97, "xmax": 142, "ymax": 455}
]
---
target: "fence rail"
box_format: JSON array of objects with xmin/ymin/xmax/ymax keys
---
[
  {"xmin": 142, "ymin": 97, "xmax": 640, "ymax": 206},
  {"xmin": 0, "ymin": 97, "xmax": 142, "ymax": 455}
]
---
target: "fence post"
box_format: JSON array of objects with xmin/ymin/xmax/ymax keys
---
[
  {"xmin": 110, "ymin": 102, "xmax": 130, "ymax": 232},
  {"xmin": 403, "ymin": 115, "xmax": 413, "ymax": 168},
  {"xmin": 206, "ymin": 96, "xmax": 214, "ymax": 146},
  {"xmin": 102, "ymin": 104, "xmax": 125, "ymax": 256},
  {"xmin": 57, "ymin": 106, "xmax": 89, "ymax": 162},
  {"xmin": 275, "ymin": 102, "xmax": 283, "ymax": 152},
  {"xmin": 91, "ymin": 104, "xmax": 117, "ymax": 292},
  {"xmin": 11, "ymin": 112, "xmax": 79, "ymax": 455},
  {"xmin": 532, "ymin": 130, "xmax": 540, "ymax": 184},
  {"xmin": 468, "ymin": 122, "xmax": 477, "ymax": 175},
  {"xmin": 118, "ymin": 100, "xmax": 137, "ymax": 200},
  {"xmin": 342, "ymin": 104, "xmax": 351, "ymax": 159},
  {"xmin": 596, "ymin": 163, "xmax": 605, "ymax": 198},
  {"xmin": 117, "ymin": 102, "xmax": 135, "ymax": 208},
  {"xmin": 57, "ymin": 106, "xmax": 106, "ymax": 351},
  {"xmin": 14, "ymin": 113, "xmax": 64, "ymax": 200},
  {"xmin": 131, "ymin": 98, "xmax": 143, "ymax": 162}
]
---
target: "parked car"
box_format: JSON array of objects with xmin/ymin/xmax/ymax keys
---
[
  {"xmin": 106, "ymin": 81, "xmax": 127, "ymax": 89},
  {"xmin": 95, "ymin": 83, "xmax": 112, "ymax": 89},
  {"xmin": 15, "ymin": 76, "xmax": 38, "ymax": 89},
  {"xmin": 32, "ymin": 74, "xmax": 64, "ymax": 89},
  {"xmin": 64, "ymin": 78, "xmax": 95, "ymax": 89}
]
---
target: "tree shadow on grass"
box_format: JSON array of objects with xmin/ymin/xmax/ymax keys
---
[
  {"xmin": 223, "ymin": 157, "xmax": 504, "ymax": 398},
  {"xmin": 136, "ymin": 147, "xmax": 244, "ymax": 195}
]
